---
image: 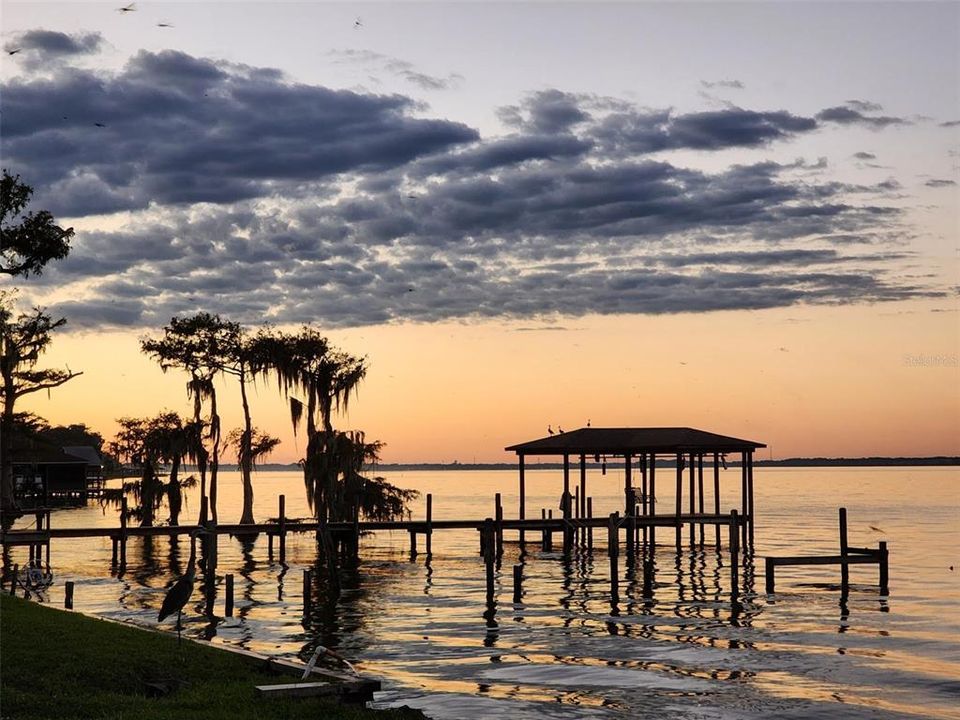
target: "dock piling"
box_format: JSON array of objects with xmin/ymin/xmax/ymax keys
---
[
  {"xmin": 119, "ymin": 497, "xmax": 128, "ymax": 568},
  {"xmin": 729, "ymin": 510, "xmax": 740, "ymax": 604},
  {"xmin": 879, "ymin": 541, "xmax": 889, "ymax": 595},
  {"xmin": 64, "ymin": 580, "xmax": 74, "ymax": 609},
  {"xmin": 483, "ymin": 518, "xmax": 495, "ymax": 601},
  {"xmin": 512, "ymin": 563, "xmax": 523, "ymax": 603},
  {"xmin": 302, "ymin": 569, "xmax": 312, "ymax": 622},
  {"xmin": 225, "ymin": 573, "xmax": 234, "ymax": 617},
  {"xmin": 608, "ymin": 513, "xmax": 620, "ymax": 603},
  {"xmin": 278, "ymin": 495, "xmax": 287, "ymax": 566},
  {"xmin": 425, "ymin": 494, "xmax": 433, "ymax": 556},
  {"xmin": 839, "ymin": 507, "xmax": 849, "ymax": 594}
]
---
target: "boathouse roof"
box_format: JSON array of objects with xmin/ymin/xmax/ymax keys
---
[{"xmin": 506, "ymin": 427, "xmax": 765, "ymax": 455}]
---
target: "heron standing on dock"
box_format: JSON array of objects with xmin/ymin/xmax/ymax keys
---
[{"xmin": 158, "ymin": 529, "xmax": 203, "ymax": 644}]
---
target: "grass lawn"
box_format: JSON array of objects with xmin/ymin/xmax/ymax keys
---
[{"xmin": 0, "ymin": 594, "xmax": 425, "ymax": 720}]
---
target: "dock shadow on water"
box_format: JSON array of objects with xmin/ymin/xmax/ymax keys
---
[{"xmin": 4, "ymin": 467, "xmax": 960, "ymax": 719}]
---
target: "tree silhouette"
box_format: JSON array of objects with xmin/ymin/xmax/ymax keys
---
[
  {"xmin": 1, "ymin": 296, "xmax": 82, "ymax": 516},
  {"xmin": 249, "ymin": 326, "xmax": 415, "ymax": 526},
  {"xmin": 1, "ymin": 170, "xmax": 73, "ymax": 278}
]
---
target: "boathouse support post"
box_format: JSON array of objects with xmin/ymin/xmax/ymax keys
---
[
  {"xmin": 518, "ymin": 456, "xmax": 526, "ymax": 548},
  {"xmin": 65, "ymin": 580, "xmax": 74, "ymax": 609},
  {"xmin": 748, "ymin": 452, "xmax": 755, "ymax": 548},
  {"xmin": 649, "ymin": 453, "xmax": 656, "ymax": 546},
  {"xmin": 713, "ymin": 453, "xmax": 721, "ymax": 549},
  {"xmin": 698, "ymin": 454, "xmax": 705, "ymax": 546},
  {"xmin": 579, "ymin": 454, "xmax": 587, "ymax": 528},
  {"xmin": 624, "ymin": 454, "xmax": 633, "ymax": 548},
  {"xmin": 740, "ymin": 453, "xmax": 748, "ymax": 547},
  {"xmin": 689, "ymin": 452, "xmax": 696, "ymax": 546},
  {"xmin": 729, "ymin": 509, "xmax": 740, "ymax": 604},
  {"xmin": 608, "ymin": 513, "xmax": 619, "ymax": 602},
  {"xmin": 587, "ymin": 497, "xmax": 594, "ymax": 552},
  {"xmin": 562, "ymin": 455, "xmax": 572, "ymax": 555},
  {"xmin": 675, "ymin": 454, "xmax": 683, "ymax": 548}
]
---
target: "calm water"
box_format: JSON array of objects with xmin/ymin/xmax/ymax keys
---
[{"xmin": 7, "ymin": 467, "xmax": 960, "ymax": 719}]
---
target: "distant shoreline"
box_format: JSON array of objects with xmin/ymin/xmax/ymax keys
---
[{"xmin": 230, "ymin": 457, "xmax": 960, "ymax": 472}]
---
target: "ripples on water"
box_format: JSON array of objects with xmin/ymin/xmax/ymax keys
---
[{"xmin": 6, "ymin": 467, "xmax": 960, "ymax": 719}]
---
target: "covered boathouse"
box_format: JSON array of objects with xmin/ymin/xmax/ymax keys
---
[{"xmin": 506, "ymin": 427, "xmax": 766, "ymax": 548}]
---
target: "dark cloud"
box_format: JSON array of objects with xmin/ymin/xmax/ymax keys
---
[
  {"xmin": 853, "ymin": 151, "xmax": 877, "ymax": 160},
  {"xmin": 816, "ymin": 101, "xmax": 908, "ymax": 129},
  {"xmin": 925, "ymin": 178, "xmax": 957, "ymax": 187},
  {"xmin": 7, "ymin": 29, "xmax": 103, "ymax": 57},
  {"xmin": 700, "ymin": 80, "xmax": 744, "ymax": 89},
  {"xmin": 594, "ymin": 107, "xmax": 817, "ymax": 153},
  {"xmin": 3, "ymin": 50, "xmax": 937, "ymax": 329},
  {"xmin": 940, "ymin": 120, "xmax": 960, "ymax": 127},
  {"xmin": 497, "ymin": 90, "xmax": 593, "ymax": 134},
  {"xmin": 1, "ymin": 49, "xmax": 478, "ymax": 215}
]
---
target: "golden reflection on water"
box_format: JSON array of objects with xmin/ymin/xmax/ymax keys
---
[{"xmin": 5, "ymin": 466, "xmax": 960, "ymax": 719}]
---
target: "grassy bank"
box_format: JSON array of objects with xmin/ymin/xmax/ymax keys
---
[{"xmin": 0, "ymin": 594, "xmax": 424, "ymax": 720}]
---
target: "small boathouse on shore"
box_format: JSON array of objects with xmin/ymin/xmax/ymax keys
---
[{"xmin": 506, "ymin": 427, "xmax": 766, "ymax": 549}]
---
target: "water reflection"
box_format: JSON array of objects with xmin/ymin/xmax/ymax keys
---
[{"xmin": 4, "ymin": 468, "xmax": 959, "ymax": 720}]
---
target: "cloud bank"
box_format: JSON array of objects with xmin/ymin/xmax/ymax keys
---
[{"xmin": 1, "ymin": 40, "xmax": 941, "ymax": 330}]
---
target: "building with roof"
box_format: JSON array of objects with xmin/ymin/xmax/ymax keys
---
[{"xmin": 506, "ymin": 427, "xmax": 765, "ymax": 549}]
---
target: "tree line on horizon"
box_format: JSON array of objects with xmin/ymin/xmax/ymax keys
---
[{"xmin": 1, "ymin": 170, "xmax": 416, "ymax": 533}]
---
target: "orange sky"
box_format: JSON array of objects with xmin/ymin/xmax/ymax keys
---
[{"xmin": 20, "ymin": 298, "xmax": 959, "ymax": 463}]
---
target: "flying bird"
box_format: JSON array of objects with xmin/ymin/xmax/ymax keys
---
[
  {"xmin": 868, "ymin": 525, "xmax": 885, "ymax": 534},
  {"xmin": 158, "ymin": 529, "xmax": 203, "ymax": 644},
  {"xmin": 117, "ymin": 3, "xmax": 136, "ymax": 12},
  {"xmin": 7, "ymin": 48, "xmax": 22, "ymax": 56},
  {"xmin": 94, "ymin": 122, "xmax": 106, "ymax": 128},
  {"xmin": 354, "ymin": 17, "xmax": 363, "ymax": 28},
  {"xmin": 157, "ymin": 22, "xmax": 173, "ymax": 28}
]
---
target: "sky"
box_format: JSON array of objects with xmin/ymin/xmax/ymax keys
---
[{"xmin": 2, "ymin": 1, "xmax": 958, "ymax": 463}]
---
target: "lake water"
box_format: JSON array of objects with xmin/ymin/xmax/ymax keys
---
[{"xmin": 7, "ymin": 466, "xmax": 960, "ymax": 719}]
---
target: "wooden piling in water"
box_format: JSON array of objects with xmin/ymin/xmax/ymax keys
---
[
  {"xmin": 879, "ymin": 541, "xmax": 889, "ymax": 595},
  {"xmin": 410, "ymin": 528, "xmax": 418, "ymax": 558},
  {"xmin": 225, "ymin": 573, "xmax": 234, "ymax": 617},
  {"xmin": 483, "ymin": 518, "xmax": 495, "ymax": 600},
  {"xmin": 839, "ymin": 507, "xmax": 849, "ymax": 594},
  {"xmin": 608, "ymin": 513, "xmax": 619, "ymax": 602},
  {"xmin": 689, "ymin": 453, "xmax": 695, "ymax": 546},
  {"xmin": 713, "ymin": 452, "xmax": 721, "ymax": 549},
  {"xmin": 698, "ymin": 454, "xmax": 705, "ymax": 546},
  {"xmin": 495, "ymin": 493, "xmax": 503, "ymax": 558},
  {"xmin": 512, "ymin": 563, "xmax": 523, "ymax": 603},
  {"xmin": 278, "ymin": 495, "xmax": 287, "ymax": 566},
  {"xmin": 425, "ymin": 493, "xmax": 433, "ymax": 556},
  {"xmin": 587, "ymin": 497, "xmax": 594, "ymax": 552},
  {"xmin": 10, "ymin": 564, "xmax": 17, "ymax": 595},
  {"xmin": 729, "ymin": 509, "xmax": 740, "ymax": 604},
  {"xmin": 675, "ymin": 454, "xmax": 683, "ymax": 548},
  {"xmin": 119, "ymin": 497, "xmax": 128, "ymax": 568},
  {"xmin": 65, "ymin": 580, "xmax": 74, "ymax": 609},
  {"xmin": 649, "ymin": 453, "xmax": 656, "ymax": 545}
]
